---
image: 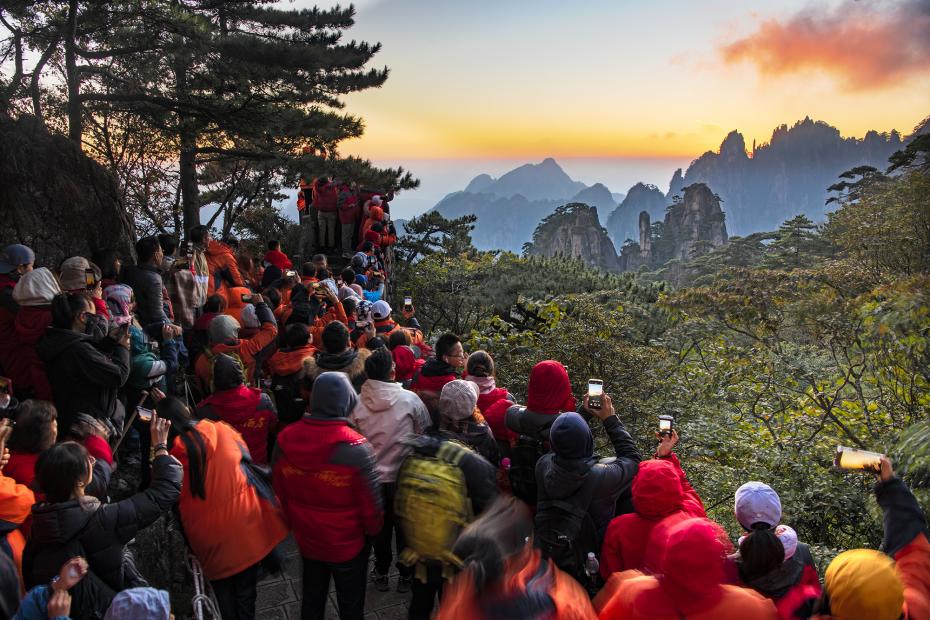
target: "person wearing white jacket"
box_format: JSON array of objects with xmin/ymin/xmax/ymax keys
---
[{"xmin": 349, "ymin": 347, "xmax": 431, "ymax": 594}]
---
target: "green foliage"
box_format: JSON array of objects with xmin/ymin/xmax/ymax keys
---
[{"xmin": 396, "ymin": 153, "xmax": 930, "ymax": 555}]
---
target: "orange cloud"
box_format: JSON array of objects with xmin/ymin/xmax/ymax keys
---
[{"xmin": 721, "ymin": 0, "xmax": 930, "ymax": 90}]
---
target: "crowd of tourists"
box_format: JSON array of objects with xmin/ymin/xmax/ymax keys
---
[{"xmin": 0, "ymin": 234, "xmax": 926, "ymax": 620}]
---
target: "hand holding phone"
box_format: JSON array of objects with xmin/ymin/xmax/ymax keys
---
[
  {"xmin": 658, "ymin": 414, "xmax": 674, "ymax": 437},
  {"xmin": 835, "ymin": 446, "xmax": 884, "ymax": 473}
]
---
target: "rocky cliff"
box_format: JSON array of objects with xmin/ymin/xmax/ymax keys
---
[
  {"xmin": 618, "ymin": 183, "xmax": 728, "ymax": 271},
  {"xmin": 524, "ymin": 203, "xmax": 620, "ymax": 272},
  {"xmin": 0, "ymin": 114, "xmax": 135, "ymax": 267},
  {"xmin": 674, "ymin": 118, "xmax": 903, "ymax": 235}
]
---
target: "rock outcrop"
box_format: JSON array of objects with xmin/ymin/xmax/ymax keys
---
[
  {"xmin": 525, "ymin": 203, "xmax": 620, "ymax": 272},
  {"xmin": 0, "ymin": 114, "xmax": 135, "ymax": 268},
  {"xmin": 605, "ymin": 183, "xmax": 667, "ymax": 246},
  {"xmin": 675, "ymin": 118, "xmax": 902, "ymax": 235},
  {"xmin": 660, "ymin": 183, "xmax": 728, "ymax": 261}
]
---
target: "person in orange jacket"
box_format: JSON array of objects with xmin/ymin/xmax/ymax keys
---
[
  {"xmin": 224, "ymin": 286, "xmax": 261, "ymax": 339},
  {"xmin": 194, "ymin": 294, "xmax": 277, "ymax": 395},
  {"xmin": 266, "ymin": 324, "xmax": 318, "ymax": 425},
  {"xmin": 438, "ymin": 496, "xmax": 596, "ymax": 620},
  {"xmin": 158, "ymin": 395, "xmax": 288, "ymax": 620},
  {"xmin": 0, "ymin": 418, "xmax": 35, "ymax": 584},
  {"xmin": 797, "ymin": 456, "xmax": 929, "ymax": 620},
  {"xmin": 594, "ymin": 517, "xmax": 778, "ymax": 620},
  {"xmin": 203, "ymin": 232, "xmax": 244, "ymax": 296}
]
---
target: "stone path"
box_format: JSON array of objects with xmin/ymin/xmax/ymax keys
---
[{"xmin": 255, "ymin": 538, "xmax": 411, "ymax": 620}]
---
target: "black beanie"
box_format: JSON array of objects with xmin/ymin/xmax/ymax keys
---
[{"xmin": 213, "ymin": 354, "xmax": 244, "ymax": 392}]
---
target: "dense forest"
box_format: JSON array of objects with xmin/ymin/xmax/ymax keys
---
[{"xmin": 393, "ymin": 133, "xmax": 930, "ymax": 567}]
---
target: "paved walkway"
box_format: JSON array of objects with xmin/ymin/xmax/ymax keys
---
[{"xmin": 255, "ymin": 538, "xmax": 411, "ymax": 620}]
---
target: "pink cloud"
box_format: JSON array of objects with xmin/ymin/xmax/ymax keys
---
[{"xmin": 721, "ymin": 0, "xmax": 930, "ymax": 90}]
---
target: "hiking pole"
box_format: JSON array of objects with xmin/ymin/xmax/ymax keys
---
[{"xmin": 112, "ymin": 391, "xmax": 149, "ymax": 455}]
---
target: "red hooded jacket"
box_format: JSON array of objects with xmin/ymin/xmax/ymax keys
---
[
  {"xmin": 527, "ymin": 360, "xmax": 576, "ymax": 414},
  {"xmin": 262, "ymin": 249, "xmax": 292, "ymax": 272},
  {"xmin": 273, "ymin": 418, "xmax": 383, "ymax": 563},
  {"xmin": 13, "ymin": 306, "xmax": 53, "ymax": 401},
  {"xmin": 196, "ymin": 386, "xmax": 277, "ymax": 465},
  {"xmin": 600, "ymin": 454, "xmax": 706, "ymax": 578},
  {"xmin": 595, "ymin": 518, "xmax": 777, "ymax": 620}
]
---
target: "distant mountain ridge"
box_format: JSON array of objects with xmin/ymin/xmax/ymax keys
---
[
  {"xmin": 428, "ymin": 117, "xmax": 911, "ymax": 252},
  {"xmin": 669, "ymin": 118, "xmax": 904, "ymax": 235},
  {"xmin": 432, "ymin": 159, "xmax": 620, "ymax": 252}
]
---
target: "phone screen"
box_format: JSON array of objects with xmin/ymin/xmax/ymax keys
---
[
  {"xmin": 588, "ymin": 379, "xmax": 603, "ymax": 409},
  {"xmin": 241, "ymin": 294, "xmax": 253, "ymax": 303},
  {"xmin": 659, "ymin": 415, "xmax": 674, "ymax": 434},
  {"xmin": 136, "ymin": 407, "xmax": 153, "ymax": 423},
  {"xmin": 84, "ymin": 269, "xmax": 97, "ymax": 288},
  {"xmin": 404, "ymin": 296, "xmax": 413, "ymax": 307}
]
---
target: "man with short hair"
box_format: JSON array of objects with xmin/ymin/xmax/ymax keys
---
[
  {"xmin": 267, "ymin": 323, "xmax": 318, "ymax": 425},
  {"xmin": 410, "ymin": 333, "xmax": 465, "ymax": 419},
  {"xmin": 301, "ymin": 322, "xmax": 370, "ymax": 395},
  {"xmin": 120, "ymin": 236, "xmax": 180, "ymax": 342},
  {"xmin": 350, "ymin": 349, "xmax": 430, "ymax": 593}
]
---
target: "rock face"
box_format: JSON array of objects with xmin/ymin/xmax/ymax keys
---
[
  {"xmin": 618, "ymin": 183, "xmax": 728, "ymax": 271},
  {"xmin": 525, "ymin": 203, "xmax": 620, "ymax": 272},
  {"xmin": 0, "ymin": 114, "xmax": 135, "ymax": 268},
  {"xmin": 675, "ymin": 118, "xmax": 902, "ymax": 235},
  {"xmin": 661, "ymin": 183, "xmax": 728, "ymax": 261},
  {"xmin": 605, "ymin": 183, "xmax": 667, "ymax": 246}
]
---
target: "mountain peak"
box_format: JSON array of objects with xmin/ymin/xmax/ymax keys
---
[{"xmin": 461, "ymin": 157, "xmax": 586, "ymax": 202}]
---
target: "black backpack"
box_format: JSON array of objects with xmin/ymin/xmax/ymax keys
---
[
  {"xmin": 506, "ymin": 406, "xmax": 551, "ymax": 504},
  {"xmin": 533, "ymin": 467, "xmax": 602, "ymax": 584}
]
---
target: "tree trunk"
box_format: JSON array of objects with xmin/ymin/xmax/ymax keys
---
[
  {"xmin": 174, "ymin": 51, "xmax": 199, "ymax": 233},
  {"xmin": 65, "ymin": 0, "xmax": 81, "ymax": 144},
  {"xmin": 179, "ymin": 128, "xmax": 199, "ymax": 232}
]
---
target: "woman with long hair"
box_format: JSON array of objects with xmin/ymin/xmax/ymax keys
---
[{"xmin": 157, "ymin": 396, "xmax": 288, "ymax": 620}]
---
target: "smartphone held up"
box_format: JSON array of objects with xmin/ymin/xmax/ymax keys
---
[
  {"xmin": 658, "ymin": 414, "xmax": 674, "ymax": 436},
  {"xmin": 834, "ymin": 445, "xmax": 885, "ymax": 473},
  {"xmin": 587, "ymin": 379, "xmax": 603, "ymax": 409}
]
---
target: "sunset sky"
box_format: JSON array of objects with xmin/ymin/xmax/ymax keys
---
[{"xmin": 281, "ymin": 0, "xmax": 930, "ymax": 216}]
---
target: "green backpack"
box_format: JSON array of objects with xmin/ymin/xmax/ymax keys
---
[{"xmin": 395, "ymin": 440, "xmax": 473, "ymax": 577}]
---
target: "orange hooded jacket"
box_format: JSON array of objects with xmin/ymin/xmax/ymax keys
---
[{"xmin": 171, "ymin": 420, "xmax": 288, "ymax": 581}]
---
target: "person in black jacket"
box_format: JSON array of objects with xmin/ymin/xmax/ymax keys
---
[
  {"xmin": 37, "ymin": 293, "xmax": 131, "ymax": 436},
  {"xmin": 119, "ymin": 236, "xmax": 182, "ymax": 344},
  {"xmin": 23, "ymin": 414, "xmax": 182, "ymax": 619},
  {"xmin": 534, "ymin": 393, "xmax": 641, "ymax": 578}
]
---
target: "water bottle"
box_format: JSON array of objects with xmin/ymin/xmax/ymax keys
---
[{"xmin": 585, "ymin": 552, "xmax": 599, "ymax": 578}]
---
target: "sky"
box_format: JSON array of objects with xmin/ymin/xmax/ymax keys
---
[{"xmin": 277, "ymin": 0, "xmax": 930, "ymax": 218}]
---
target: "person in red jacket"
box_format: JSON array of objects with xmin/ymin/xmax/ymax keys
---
[
  {"xmin": 599, "ymin": 430, "xmax": 705, "ymax": 579},
  {"xmin": 338, "ymin": 183, "xmax": 360, "ymax": 257},
  {"xmin": 312, "ymin": 177, "xmax": 339, "ymax": 252},
  {"xmin": 195, "ymin": 354, "xmax": 277, "ymax": 465},
  {"xmin": 463, "ymin": 351, "xmax": 515, "ymax": 457},
  {"xmin": 262, "ymin": 240, "xmax": 292, "ymax": 272},
  {"xmin": 801, "ymin": 456, "xmax": 930, "ymax": 620},
  {"xmin": 11, "ymin": 267, "xmax": 60, "ymax": 401},
  {"xmin": 595, "ymin": 517, "xmax": 778, "ymax": 620},
  {"xmin": 0, "ymin": 244, "xmax": 35, "ymax": 394},
  {"xmin": 410, "ymin": 333, "xmax": 465, "ymax": 421},
  {"xmin": 272, "ymin": 371, "xmax": 383, "ymax": 620}
]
